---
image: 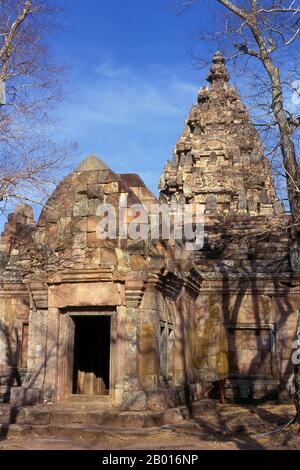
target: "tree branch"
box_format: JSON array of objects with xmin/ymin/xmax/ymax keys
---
[
  {"xmin": 217, "ymin": 0, "xmax": 248, "ymax": 20},
  {"xmin": 0, "ymin": 0, "xmax": 32, "ymax": 81},
  {"xmin": 251, "ymin": 0, "xmax": 257, "ymax": 14},
  {"xmin": 285, "ymin": 27, "xmax": 300, "ymax": 45}
]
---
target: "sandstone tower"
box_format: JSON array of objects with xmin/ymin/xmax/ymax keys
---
[{"xmin": 159, "ymin": 52, "xmax": 283, "ymax": 217}]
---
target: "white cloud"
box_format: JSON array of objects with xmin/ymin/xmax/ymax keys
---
[
  {"xmin": 54, "ymin": 60, "xmax": 199, "ymax": 193},
  {"xmin": 61, "ymin": 62, "xmax": 197, "ymax": 128},
  {"xmin": 95, "ymin": 60, "xmax": 132, "ymax": 79}
]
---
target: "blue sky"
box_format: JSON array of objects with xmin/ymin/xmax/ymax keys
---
[{"xmin": 50, "ymin": 0, "xmax": 221, "ymax": 195}]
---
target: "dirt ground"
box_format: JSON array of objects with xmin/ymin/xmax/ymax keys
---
[{"xmin": 1, "ymin": 403, "xmax": 300, "ymax": 450}]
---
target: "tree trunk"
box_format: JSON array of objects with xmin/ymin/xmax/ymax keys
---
[
  {"xmin": 294, "ymin": 312, "xmax": 300, "ymax": 423},
  {"xmin": 217, "ymin": 0, "xmax": 300, "ymax": 426}
]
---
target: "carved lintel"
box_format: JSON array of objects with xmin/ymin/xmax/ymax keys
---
[
  {"xmin": 2, "ymin": 282, "xmax": 28, "ymax": 292},
  {"xmin": 48, "ymin": 268, "xmax": 114, "ymax": 284},
  {"xmin": 0, "ymin": 282, "xmax": 28, "ymax": 298}
]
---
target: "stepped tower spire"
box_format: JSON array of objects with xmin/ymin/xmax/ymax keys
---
[
  {"xmin": 159, "ymin": 52, "xmax": 283, "ymax": 217},
  {"xmin": 207, "ymin": 51, "xmax": 230, "ymax": 85}
]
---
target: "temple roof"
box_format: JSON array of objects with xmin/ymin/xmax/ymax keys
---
[
  {"xmin": 76, "ymin": 154, "xmax": 109, "ymax": 172},
  {"xmin": 119, "ymin": 174, "xmax": 146, "ymax": 187}
]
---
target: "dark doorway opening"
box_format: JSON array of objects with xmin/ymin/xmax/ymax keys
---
[{"xmin": 72, "ymin": 316, "xmax": 110, "ymax": 395}]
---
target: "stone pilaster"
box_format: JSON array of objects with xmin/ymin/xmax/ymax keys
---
[
  {"xmin": 14, "ymin": 282, "xmax": 49, "ymax": 404},
  {"xmin": 0, "ymin": 320, "xmax": 11, "ymax": 402},
  {"xmin": 121, "ymin": 277, "xmax": 147, "ymax": 410}
]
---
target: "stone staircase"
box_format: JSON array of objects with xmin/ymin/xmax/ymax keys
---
[
  {"xmin": 64, "ymin": 394, "xmax": 110, "ymax": 403},
  {"xmin": 0, "ymin": 399, "xmax": 204, "ymax": 440}
]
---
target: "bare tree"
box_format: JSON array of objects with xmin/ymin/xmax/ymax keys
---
[
  {"xmin": 174, "ymin": 0, "xmax": 300, "ymax": 422},
  {"xmin": 0, "ymin": 0, "xmax": 70, "ymax": 213}
]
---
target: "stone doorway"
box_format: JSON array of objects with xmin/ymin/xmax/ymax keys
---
[
  {"xmin": 72, "ymin": 315, "xmax": 111, "ymax": 396},
  {"xmin": 57, "ymin": 310, "xmax": 116, "ymax": 401}
]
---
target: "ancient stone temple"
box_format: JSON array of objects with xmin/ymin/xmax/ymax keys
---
[{"xmin": 0, "ymin": 52, "xmax": 299, "ymax": 414}]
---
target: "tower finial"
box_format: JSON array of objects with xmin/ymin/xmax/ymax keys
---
[{"xmin": 207, "ymin": 51, "xmax": 230, "ymax": 85}]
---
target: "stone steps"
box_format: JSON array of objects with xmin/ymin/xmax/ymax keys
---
[
  {"xmin": 2, "ymin": 421, "xmax": 201, "ymax": 441},
  {"xmin": 0, "ymin": 403, "xmax": 193, "ymax": 439},
  {"xmin": 64, "ymin": 394, "xmax": 110, "ymax": 403},
  {"xmin": 2, "ymin": 423, "xmax": 149, "ymax": 441},
  {"xmin": 15, "ymin": 409, "xmax": 164, "ymax": 428}
]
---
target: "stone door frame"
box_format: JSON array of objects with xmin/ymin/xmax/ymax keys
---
[{"xmin": 57, "ymin": 308, "xmax": 117, "ymax": 402}]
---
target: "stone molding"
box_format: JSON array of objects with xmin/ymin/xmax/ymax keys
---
[{"xmin": 29, "ymin": 282, "xmax": 48, "ymax": 310}]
